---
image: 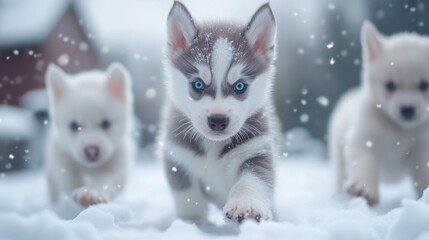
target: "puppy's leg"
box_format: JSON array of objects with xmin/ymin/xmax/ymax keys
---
[
  {"xmin": 344, "ymin": 146, "xmax": 379, "ymax": 205},
  {"xmin": 409, "ymin": 144, "xmax": 429, "ymax": 197},
  {"xmin": 72, "ymin": 162, "xmax": 127, "ymax": 206},
  {"xmin": 330, "ymin": 131, "xmax": 347, "ymax": 194},
  {"xmin": 48, "ymin": 164, "xmax": 83, "ymax": 204},
  {"xmin": 47, "ymin": 171, "xmax": 59, "ymax": 204},
  {"xmin": 223, "ymin": 154, "xmax": 273, "ymax": 224},
  {"xmin": 165, "ymin": 159, "xmax": 208, "ymax": 222}
]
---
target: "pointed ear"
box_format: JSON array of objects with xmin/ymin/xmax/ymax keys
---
[
  {"xmin": 167, "ymin": 1, "xmax": 197, "ymax": 55},
  {"xmin": 245, "ymin": 3, "xmax": 276, "ymax": 58},
  {"xmin": 45, "ymin": 63, "xmax": 68, "ymax": 103},
  {"xmin": 361, "ymin": 21, "xmax": 384, "ymax": 62},
  {"xmin": 106, "ymin": 63, "xmax": 131, "ymax": 102}
]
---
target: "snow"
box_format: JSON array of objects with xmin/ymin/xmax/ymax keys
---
[
  {"xmin": 0, "ymin": 136, "xmax": 428, "ymax": 239},
  {"xmin": 0, "ymin": 106, "xmax": 35, "ymax": 138}
]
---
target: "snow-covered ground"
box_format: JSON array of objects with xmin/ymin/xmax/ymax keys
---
[{"xmin": 0, "ymin": 141, "xmax": 429, "ymax": 240}]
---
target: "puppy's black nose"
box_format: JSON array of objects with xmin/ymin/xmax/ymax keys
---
[
  {"xmin": 401, "ymin": 106, "xmax": 415, "ymax": 120},
  {"xmin": 85, "ymin": 145, "xmax": 100, "ymax": 161},
  {"xmin": 208, "ymin": 114, "xmax": 229, "ymax": 131}
]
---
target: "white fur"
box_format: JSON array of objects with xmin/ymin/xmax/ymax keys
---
[
  {"xmin": 329, "ymin": 21, "xmax": 429, "ymax": 205},
  {"xmin": 45, "ymin": 63, "xmax": 135, "ymax": 207}
]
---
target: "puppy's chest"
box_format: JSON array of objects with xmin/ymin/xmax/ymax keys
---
[
  {"xmin": 373, "ymin": 134, "xmax": 419, "ymax": 174},
  {"xmin": 187, "ymin": 143, "xmax": 238, "ymax": 185}
]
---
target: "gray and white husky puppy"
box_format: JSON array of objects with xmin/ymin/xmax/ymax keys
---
[{"xmin": 158, "ymin": 1, "xmax": 280, "ymax": 224}]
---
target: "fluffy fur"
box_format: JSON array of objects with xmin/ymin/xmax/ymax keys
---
[
  {"xmin": 45, "ymin": 63, "xmax": 134, "ymax": 206},
  {"xmin": 158, "ymin": 1, "xmax": 280, "ymax": 224},
  {"xmin": 329, "ymin": 21, "xmax": 429, "ymax": 205}
]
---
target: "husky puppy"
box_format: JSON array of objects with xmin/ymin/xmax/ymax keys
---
[
  {"xmin": 329, "ymin": 21, "xmax": 429, "ymax": 205},
  {"xmin": 158, "ymin": 2, "xmax": 279, "ymax": 223},
  {"xmin": 45, "ymin": 63, "xmax": 134, "ymax": 206}
]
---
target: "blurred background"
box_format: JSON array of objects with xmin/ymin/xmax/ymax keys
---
[{"xmin": 0, "ymin": 0, "xmax": 428, "ymax": 172}]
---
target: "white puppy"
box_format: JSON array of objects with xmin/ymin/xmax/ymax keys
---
[
  {"xmin": 329, "ymin": 21, "xmax": 429, "ymax": 205},
  {"xmin": 45, "ymin": 63, "xmax": 134, "ymax": 206}
]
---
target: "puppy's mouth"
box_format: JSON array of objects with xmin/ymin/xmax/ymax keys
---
[{"xmin": 204, "ymin": 130, "xmax": 231, "ymax": 141}]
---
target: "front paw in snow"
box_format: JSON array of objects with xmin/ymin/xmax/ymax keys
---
[
  {"xmin": 223, "ymin": 198, "xmax": 272, "ymax": 224},
  {"xmin": 72, "ymin": 187, "xmax": 109, "ymax": 207},
  {"xmin": 346, "ymin": 179, "xmax": 379, "ymax": 206}
]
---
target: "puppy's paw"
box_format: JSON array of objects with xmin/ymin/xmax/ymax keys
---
[
  {"xmin": 346, "ymin": 180, "xmax": 379, "ymax": 206},
  {"xmin": 72, "ymin": 187, "xmax": 109, "ymax": 207},
  {"xmin": 223, "ymin": 198, "xmax": 272, "ymax": 224}
]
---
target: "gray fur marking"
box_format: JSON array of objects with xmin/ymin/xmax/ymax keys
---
[
  {"xmin": 168, "ymin": 107, "xmax": 205, "ymax": 156},
  {"xmin": 220, "ymin": 109, "xmax": 268, "ymax": 158},
  {"xmin": 189, "ymin": 82, "xmax": 216, "ymax": 100},
  {"xmin": 239, "ymin": 153, "xmax": 274, "ymax": 188},
  {"xmin": 165, "ymin": 156, "xmax": 192, "ymax": 191}
]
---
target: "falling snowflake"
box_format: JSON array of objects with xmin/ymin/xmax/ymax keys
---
[
  {"xmin": 13, "ymin": 50, "xmax": 19, "ymax": 55},
  {"xmin": 44, "ymin": 120, "xmax": 49, "ymax": 125},
  {"xmin": 326, "ymin": 42, "xmax": 334, "ymax": 49},
  {"xmin": 145, "ymin": 88, "xmax": 157, "ymax": 99},
  {"xmin": 134, "ymin": 54, "xmax": 141, "ymax": 60},
  {"xmin": 390, "ymin": 62, "xmax": 395, "ymax": 66},
  {"xmin": 317, "ymin": 96, "xmax": 329, "ymax": 107},
  {"xmin": 102, "ymin": 46, "xmax": 110, "ymax": 54},
  {"xmin": 5, "ymin": 163, "xmax": 12, "ymax": 170},
  {"xmin": 300, "ymin": 114, "xmax": 309, "ymax": 123},
  {"xmin": 79, "ymin": 42, "xmax": 89, "ymax": 51},
  {"xmin": 205, "ymin": 186, "xmax": 211, "ymax": 191},
  {"xmin": 366, "ymin": 141, "xmax": 373, "ymax": 148},
  {"xmin": 301, "ymin": 88, "xmax": 308, "ymax": 95},
  {"xmin": 57, "ymin": 54, "xmax": 70, "ymax": 66},
  {"xmin": 376, "ymin": 104, "xmax": 382, "ymax": 108},
  {"xmin": 171, "ymin": 166, "xmax": 178, "ymax": 172},
  {"xmin": 330, "ymin": 57, "xmax": 335, "ymax": 65},
  {"xmin": 354, "ymin": 59, "xmax": 360, "ymax": 65},
  {"xmin": 8, "ymin": 154, "xmax": 14, "ymax": 159},
  {"xmin": 283, "ymin": 152, "xmax": 288, "ymax": 158}
]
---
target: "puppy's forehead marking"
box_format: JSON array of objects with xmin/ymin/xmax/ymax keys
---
[{"xmin": 211, "ymin": 38, "xmax": 234, "ymax": 87}]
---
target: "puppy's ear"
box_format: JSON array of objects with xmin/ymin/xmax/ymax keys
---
[
  {"xmin": 167, "ymin": 1, "xmax": 197, "ymax": 56},
  {"xmin": 245, "ymin": 3, "xmax": 276, "ymax": 59},
  {"xmin": 46, "ymin": 63, "xmax": 68, "ymax": 103},
  {"xmin": 361, "ymin": 21, "xmax": 384, "ymax": 62},
  {"xmin": 106, "ymin": 63, "xmax": 131, "ymax": 102}
]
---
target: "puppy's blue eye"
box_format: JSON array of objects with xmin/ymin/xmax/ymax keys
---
[
  {"xmin": 100, "ymin": 119, "xmax": 111, "ymax": 130},
  {"xmin": 419, "ymin": 80, "xmax": 429, "ymax": 91},
  {"xmin": 70, "ymin": 121, "xmax": 80, "ymax": 132},
  {"xmin": 385, "ymin": 81, "xmax": 396, "ymax": 92},
  {"xmin": 192, "ymin": 78, "xmax": 205, "ymax": 91},
  {"xmin": 233, "ymin": 81, "xmax": 247, "ymax": 94}
]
